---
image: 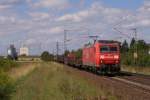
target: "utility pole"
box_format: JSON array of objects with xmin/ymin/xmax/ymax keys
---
[
  {"xmin": 131, "ymin": 28, "xmax": 137, "ymax": 41},
  {"xmin": 89, "ymin": 35, "xmax": 99, "ymax": 43},
  {"xmin": 64, "ymin": 30, "xmax": 67, "ymax": 63},
  {"xmin": 64, "ymin": 30, "xmax": 67, "ymax": 55},
  {"xmin": 38, "ymin": 42, "xmax": 42, "ymax": 56},
  {"xmin": 56, "ymin": 41, "xmax": 59, "ymax": 61},
  {"xmin": 131, "ymin": 28, "xmax": 138, "ymax": 64}
]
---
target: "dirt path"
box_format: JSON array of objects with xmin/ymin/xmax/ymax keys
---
[{"xmin": 9, "ymin": 62, "xmax": 40, "ymax": 80}]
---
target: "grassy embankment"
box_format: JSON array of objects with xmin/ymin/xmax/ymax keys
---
[
  {"xmin": 9, "ymin": 62, "xmax": 40, "ymax": 80},
  {"xmin": 12, "ymin": 62, "xmax": 117, "ymax": 100},
  {"xmin": 0, "ymin": 59, "xmax": 19, "ymax": 100},
  {"xmin": 0, "ymin": 58, "xmax": 40, "ymax": 100},
  {"xmin": 122, "ymin": 65, "xmax": 150, "ymax": 75}
]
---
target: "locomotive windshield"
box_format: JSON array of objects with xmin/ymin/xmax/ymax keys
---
[{"xmin": 100, "ymin": 46, "xmax": 118, "ymax": 53}]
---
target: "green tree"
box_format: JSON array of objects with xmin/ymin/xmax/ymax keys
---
[
  {"xmin": 121, "ymin": 40, "xmax": 129, "ymax": 65},
  {"xmin": 122, "ymin": 39, "xmax": 150, "ymax": 67},
  {"xmin": 136, "ymin": 40, "xmax": 149, "ymax": 66},
  {"xmin": 41, "ymin": 51, "xmax": 52, "ymax": 61},
  {"xmin": 74, "ymin": 49, "xmax": 82, "ymax": 59},
  {"xmin": 121, "ymin": 40, "xmax": 129, "ymax": 53},
  {"xmin": 130, "ymin": 38, "xmax": 136, "ymax": 48},
  {"xmin": 64, "ymin": 50, "xmax": 70, "ymax": 56},
  {"xmin": 137, "ymin": 40, "xmax": 149, "ymax": 52}
]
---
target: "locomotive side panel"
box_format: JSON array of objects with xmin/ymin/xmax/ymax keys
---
[{"xmin": 82, "ymin": 46, "xmax": 96, "ymax": 67}]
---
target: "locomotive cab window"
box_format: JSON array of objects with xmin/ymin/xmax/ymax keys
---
[
  {"xmin": 110, "ymin": 47, "xmax": 118, "ymax": 52},
  {"xmin": 100, "ymin": 46, "xmax": 109, "ymax": 53},
  {"xmin": 100, "ymin": 46, "xmax": 118, "ymax": 53}
]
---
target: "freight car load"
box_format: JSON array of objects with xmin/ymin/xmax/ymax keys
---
[{"xmin": 82, "ymin": 40, "xmax": 121, "ymax": 73}]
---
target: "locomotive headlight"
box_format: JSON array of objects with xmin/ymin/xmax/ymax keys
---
[
  {"xmin": 116, "ymin": 60, "xmax": 119, "ymax": 63},
  {"xmin": 100, "ymin": 55, "xmax": 105, "ymax": 59},
  {"xmin": 114, "ymin": 55, "xmax": 119, "ymax": 59},
  {"xmin": 101, "ymin": 60, "xmax": 103, "ymax": 64}
]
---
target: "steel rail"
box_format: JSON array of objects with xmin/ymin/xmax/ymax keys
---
[{"xmin": 110, "ymin": 77, "xmax": 150, "ymax": 93}]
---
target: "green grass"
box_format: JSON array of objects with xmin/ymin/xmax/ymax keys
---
[
  {"xmin": 0, "ymin": 59, "xmax": 18, "ymax": 100},
  {"xmin": 11, "ymin": 62, "xmax": 117, "ymax": 100},
  {"xmin": 0, "ymin": 59, "xmax": 18, "ymax": 72}
]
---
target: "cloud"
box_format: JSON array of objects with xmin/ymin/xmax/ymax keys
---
[
  {"xmin": 0, "ymin": 5, "xmax": 12, "ymax": 10},
  {"xmin": 28, "ymin": 0, "xmax": 69, "ymax": 9},
  {"xmin": 0, "ymin": 0, "xmax": 23, "ymax": 9},
  {"xmin": 56, "ymin": 1, "xmax": 150, "ymax": 43},
  {"xmin": 1, "ymin": 0, "xmax": 150, "ymax": 55},
  {"xmin": 123, "ymin": 19, "xmax": 150, "ymax": 28},
  {"xmin": 138, "ymin": 0, "xmax": 150, "ymax": 12},
  {"xmin": 121, "ymin": 1, "xmax": 150, "ymax": 29},
  {"xmin": 57, "ymin": 2, "xmax": 129, "ymax": 24},
  {"xmin": 57, "ymin": 10, "xmax": 90, "ymax": 22},
  {"xmin": 49, "ymin": 26, "xmax": 64, "ymax": 34},
  {"xmin": 0, "ymin": 0, "xmax": 20, "ymax": 5},
  {"xmin": 0, "ymin": 16, "xmax": 16, "ymax": 23},
  {"xmin": 29, "ymin": 12, "xmax": 50, "ymax": 20}
]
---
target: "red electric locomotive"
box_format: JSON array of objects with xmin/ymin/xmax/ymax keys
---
[{"xmin": 82, "ymin": 40, "xmax": 121, "ymax": 73}]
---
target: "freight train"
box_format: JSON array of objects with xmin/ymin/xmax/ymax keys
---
[{"xmin": 61, "ymin": 40, "xmax": 121, "ymax": 74}]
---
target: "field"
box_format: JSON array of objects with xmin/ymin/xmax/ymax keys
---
[
  {"xmin": 17, "ymin": 56, "xmax": 41, "ymax": 62},
  {"xmin": 0, "ymin": 60, "xmax": 149, "ymax": 100},
  {"xmin": 11, "ymin": 62, "xmax": 116, "ymax": 100}
]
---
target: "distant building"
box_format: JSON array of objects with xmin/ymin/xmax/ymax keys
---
[
  {"xmin": 20, "ymin": 47, "xmax": 29, "ymax": 56},
  {"xmin": 7, "ymin": 44, "xmax": 18, "ymax": 59}
]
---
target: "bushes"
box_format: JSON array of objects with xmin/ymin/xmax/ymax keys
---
[
  {"xmin": 137, "ymin": 55, "xmax": 150, "ymax": 67},
  {"xmin": 0, "ymin": 59, "xmax": 17, "ymax": 100},
  {"xmin": 0, "ymin": 59, "xmax": 18, "ymax": 71},
  {"xmin": 121, "ymin": 39, "xmax": 150, "ymax": 67},
  {"xmin": 41, "ymin": 51, "xmax": 54, "ymax": 62},
  {"xmin": 121, "ymin": 52, "xmax": 150, "ymax": 67},
  {"xmin": 0, "ymin": 70, "xmax": 15, "ymax": 100}
]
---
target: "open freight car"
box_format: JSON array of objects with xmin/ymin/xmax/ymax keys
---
[
  {"xmin": 65, "ymin": 52, "xmax": 82, "ymax": 68},
  {"xmin": 82, "ymin": 40, "xmax": 121, "ymax": 73}
]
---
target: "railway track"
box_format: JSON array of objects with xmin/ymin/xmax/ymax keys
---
[
  {"xmin": 63, "ymin": 64, "xmax": 150, "ymax": 100},
  {"xmin": 121, "ymin": 71, "xmax": 150, "ymax": 80},
  {"xmin": 67, "ymin": 64, "xmax": 150, "ymax": 93},
  {"xmin": 104, "ymin": 72, "xmax": 150, "ymax": 94},
  {"xmin": 114, "ymin": 71, "xmax": 150, "ymax": 89},
  {"xmin": 109, "ymin": 76, "xmax": 150, "ymax": 94}
]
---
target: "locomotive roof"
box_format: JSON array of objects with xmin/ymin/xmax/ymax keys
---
[
  {"xmin": 84, "ymin": 40, "xmax": 121, "ymax": 48},
  {"xmin": 98, "ymin": 40, "xmax": 120, "ymax": 44}
]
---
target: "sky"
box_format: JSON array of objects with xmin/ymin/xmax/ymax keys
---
[{"xmin": 0, "ymin": 0, "xmax": 150, "ymax": 55}]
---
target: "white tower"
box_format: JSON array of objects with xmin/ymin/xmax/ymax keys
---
[{"xmin": 20, "ymin": 46, "xmax": 29, "ymax": 56}]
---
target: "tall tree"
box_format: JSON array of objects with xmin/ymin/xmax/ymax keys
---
[
  {"xmin": 137, "ymin": 40, "xmax": 148, "ymax": 50},
  {"xmin": 41, "ymin": 51, "xmax": 51, "ymax": 61},
  {"xmin": 121, "ymin": 40, "xmax": 129, "ymax": 52},
  {"xmin": 130, "ymin": 38, "xmax": 136, "ymax": 48}
]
